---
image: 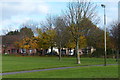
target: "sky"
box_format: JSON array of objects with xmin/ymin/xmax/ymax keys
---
[
  {"xmin": 0, "ymin": 0, "xmax": 119, "ymax": 35},
  {"xmin": 119, "ymin": 1, "xmax": 120, "ymax": 21}
]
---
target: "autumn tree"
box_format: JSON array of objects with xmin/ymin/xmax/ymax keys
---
[
  {"xmin": 45, "ymin": 29, "xmax": 56, "ymax": 54},
  {"xmin": 64, "ymin": 0, "xmax": 98, "ymax": 64},
  {"xmin": 79, "ymin": 36, "xmax": 87, "ymax": 49},
  {"xmin": 39, "ymin": 15, "xmax": 57, "ymax": 54},
  {"xmin": 16, "ymin": 36, "xmax": 39, "ymax": 55},
  {"xmin": 36, "ymin": 28, "xmax": 56, "ymax": 55},
  {"xmin": 19, "ymin": 37, "xmax": 31, "ymax": 49}
]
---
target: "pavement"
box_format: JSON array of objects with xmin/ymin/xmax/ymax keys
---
[{"xmin": 1, "ymin": 64, "xmax": 118, "ymax": 76}]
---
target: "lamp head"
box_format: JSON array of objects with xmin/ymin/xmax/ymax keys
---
[{"xmin": 101, "ymin": 4, "xmax": 105, "ymax": 8}]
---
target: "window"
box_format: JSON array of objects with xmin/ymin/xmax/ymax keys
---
[{"xmin": 11, "ymin": 49, "xmax": 16, "ymax": 53}]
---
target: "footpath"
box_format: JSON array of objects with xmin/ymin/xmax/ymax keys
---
[{"xmin": 1, "ymin": 64, "xmax": 118, "ymax": 75}]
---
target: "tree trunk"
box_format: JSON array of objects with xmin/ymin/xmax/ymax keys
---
[
  {"xmin": 76, "ymin": 39, "xmax": 81, "ymax": 64},
  {"xmin": 51, "ymin": 46, "xmax": 53, "ymax": 55},
  {"xmin": 42, "ymin": 50, "xmax": 44, "ymax": 56},
  {"xmin": 59, "ymin": 48, "xmax": 61, "ymax": 61},
  {"xmin": 116, "ymin": 50, "xmax": 119, "ymax": 62}
]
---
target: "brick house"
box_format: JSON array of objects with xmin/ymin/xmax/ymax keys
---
[
  {"xmin": 1, "ymin": 35, "xmax": 37, "ymax": 55},
  {"xmin": 1, "ymin": 35, "xmax": 20, "ymax": 54}
]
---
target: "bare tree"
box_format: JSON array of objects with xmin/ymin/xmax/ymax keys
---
[
  {"xmin": 54, "ymin": 16, "xmax": 70, "ymax": 60},
  {"xmin": 64, "ymin": 0, "xmax": 98, "ymax": 64},
  {"xmin": 40, "ymin": 14, "xmax": 57, "ymax": 55},
  {"xmin": 40, "ymin": 14, "xmax": 54, "ymax": 31}
]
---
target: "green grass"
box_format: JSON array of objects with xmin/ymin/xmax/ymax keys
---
[
  {"xmin": 2, "ymin": 56, "xmax": 117, "ymax": 73},
  {"xmin": 3, "ymin": 65, "xmax": 118, "ymax": 78}
]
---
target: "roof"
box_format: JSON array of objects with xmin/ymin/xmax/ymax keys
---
[{"xmin": 2, "ymin": 35, "xmax": 21, "ymax": 45}]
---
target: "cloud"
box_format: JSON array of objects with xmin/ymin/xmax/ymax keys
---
[
  {"xmin": 0, "ymin": 0, "xmax": 119, "ymax": 35},
  {"xmin": 1, "ymin": 1, "xmax": 50, "ymax": 20},
  {"xmin": 0, "ymin": 15, "xmax": 30, "ymax": 29},
  {"xmin": 0, "ymin": 1, "xmax": 50, "ymax": 35},
  {"xmin": 38, "ymin": 5, "xmax": 49, "ymax": 14}
]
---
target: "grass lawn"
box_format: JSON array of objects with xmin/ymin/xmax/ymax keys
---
[
  {"xmin": 2, "ymin": 56, "xmax": 117, "ymax": 72},
  {"xmin": 2, "ymin": 55, "xmax": 118, "ymax": 78},
  {"xmin": 3, "ymin": 65, "xmax": 118, "ymax": 78}
]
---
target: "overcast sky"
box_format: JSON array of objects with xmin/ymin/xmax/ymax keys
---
[{"xmin": 0, "ymin": 0, "xmax": 119, "ymax": 35}]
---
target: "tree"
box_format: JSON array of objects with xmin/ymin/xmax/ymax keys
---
[
  {"xmin": 6, "ymin": 30, "xmax": 19, "ymax": 35},
  {"xmin": 45, "ymin": 29, "xmax": 56, "ymax": 54},
  {"xmin": 39, "ymin": 15, "xmax": 57, "ymax": 54},
  {"xmin": 40, "ymin": 14, "xmax": 54, "ymax": 31},
  {"xmin": 15, "ymin": 36, "xmax": 39, "ymax": 55},
  {"xmin": 79, "ymin": 36, "xmax": 87, "ymax": 49},
  {"xmin": 110, "ymin": 22, "xmax": 119, "ymax": 49},
  {"xmin": 85, "ymin": 24, "xmax": 104, "ymax": 48},
  {"xmin": 64, "ymin": 0, "xmax": 98, "ymax": 64},
  {"xmin": 54, "ymin": 16, "xmax": 71, "ymax": 60},
  {"xmin": 36, "ymin": 28, "xmax": 54, "ymax": 55},
  {"xmin": 110, "ymin": 22, "xmax": 120, "ymax": 61},
  {"xmin": 19, "ymin": 27, "xmax": 34, "ymax": 39}
]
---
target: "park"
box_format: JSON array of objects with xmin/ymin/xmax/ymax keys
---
[
  {"xmin": 1, "ymin": 55, "xmax": 118, "ymax": 78},
  {"xmin": 0, "ymin": 0, "xmax": 120, "ymax": 79}
]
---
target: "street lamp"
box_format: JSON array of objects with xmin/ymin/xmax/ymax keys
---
[{"xmin": 101, "ymin": 4, "xmax": 107, "ymax": 66}]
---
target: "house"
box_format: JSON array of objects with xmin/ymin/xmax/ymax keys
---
[
  {"xmin": 1, "ymin": 35, "xmax": 20, "ymax": 54},
  {"xmin": 0, "ymin": 34, "xmax": 96, "ymax": 55},
  {"xmin": 1, "ymin": 35, "xmax": 37, "ymax": 55},
  {"xmin": 20, "ymin": 48, "xmax": 37, "ymax": 55},
  {"xmin": 46, "ymin": 47, "xmax": 96, "ymax": 56}
]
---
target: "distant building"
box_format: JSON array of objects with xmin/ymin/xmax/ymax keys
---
[
  {"xmin": 118, "ymin": 1, "xmax": 120, "ymax": 22},
  {"xmin": 1, "ymin": 35, "xmax": 21, "ymax": 54},
  {"xmin": 1, "ymin": 35, "xmax": 36, "ymax": 55}
]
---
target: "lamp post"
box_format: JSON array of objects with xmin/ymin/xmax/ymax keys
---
[{"xmin": 101, "ymin": 4, "xmax": 107, "ymax": 66}]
